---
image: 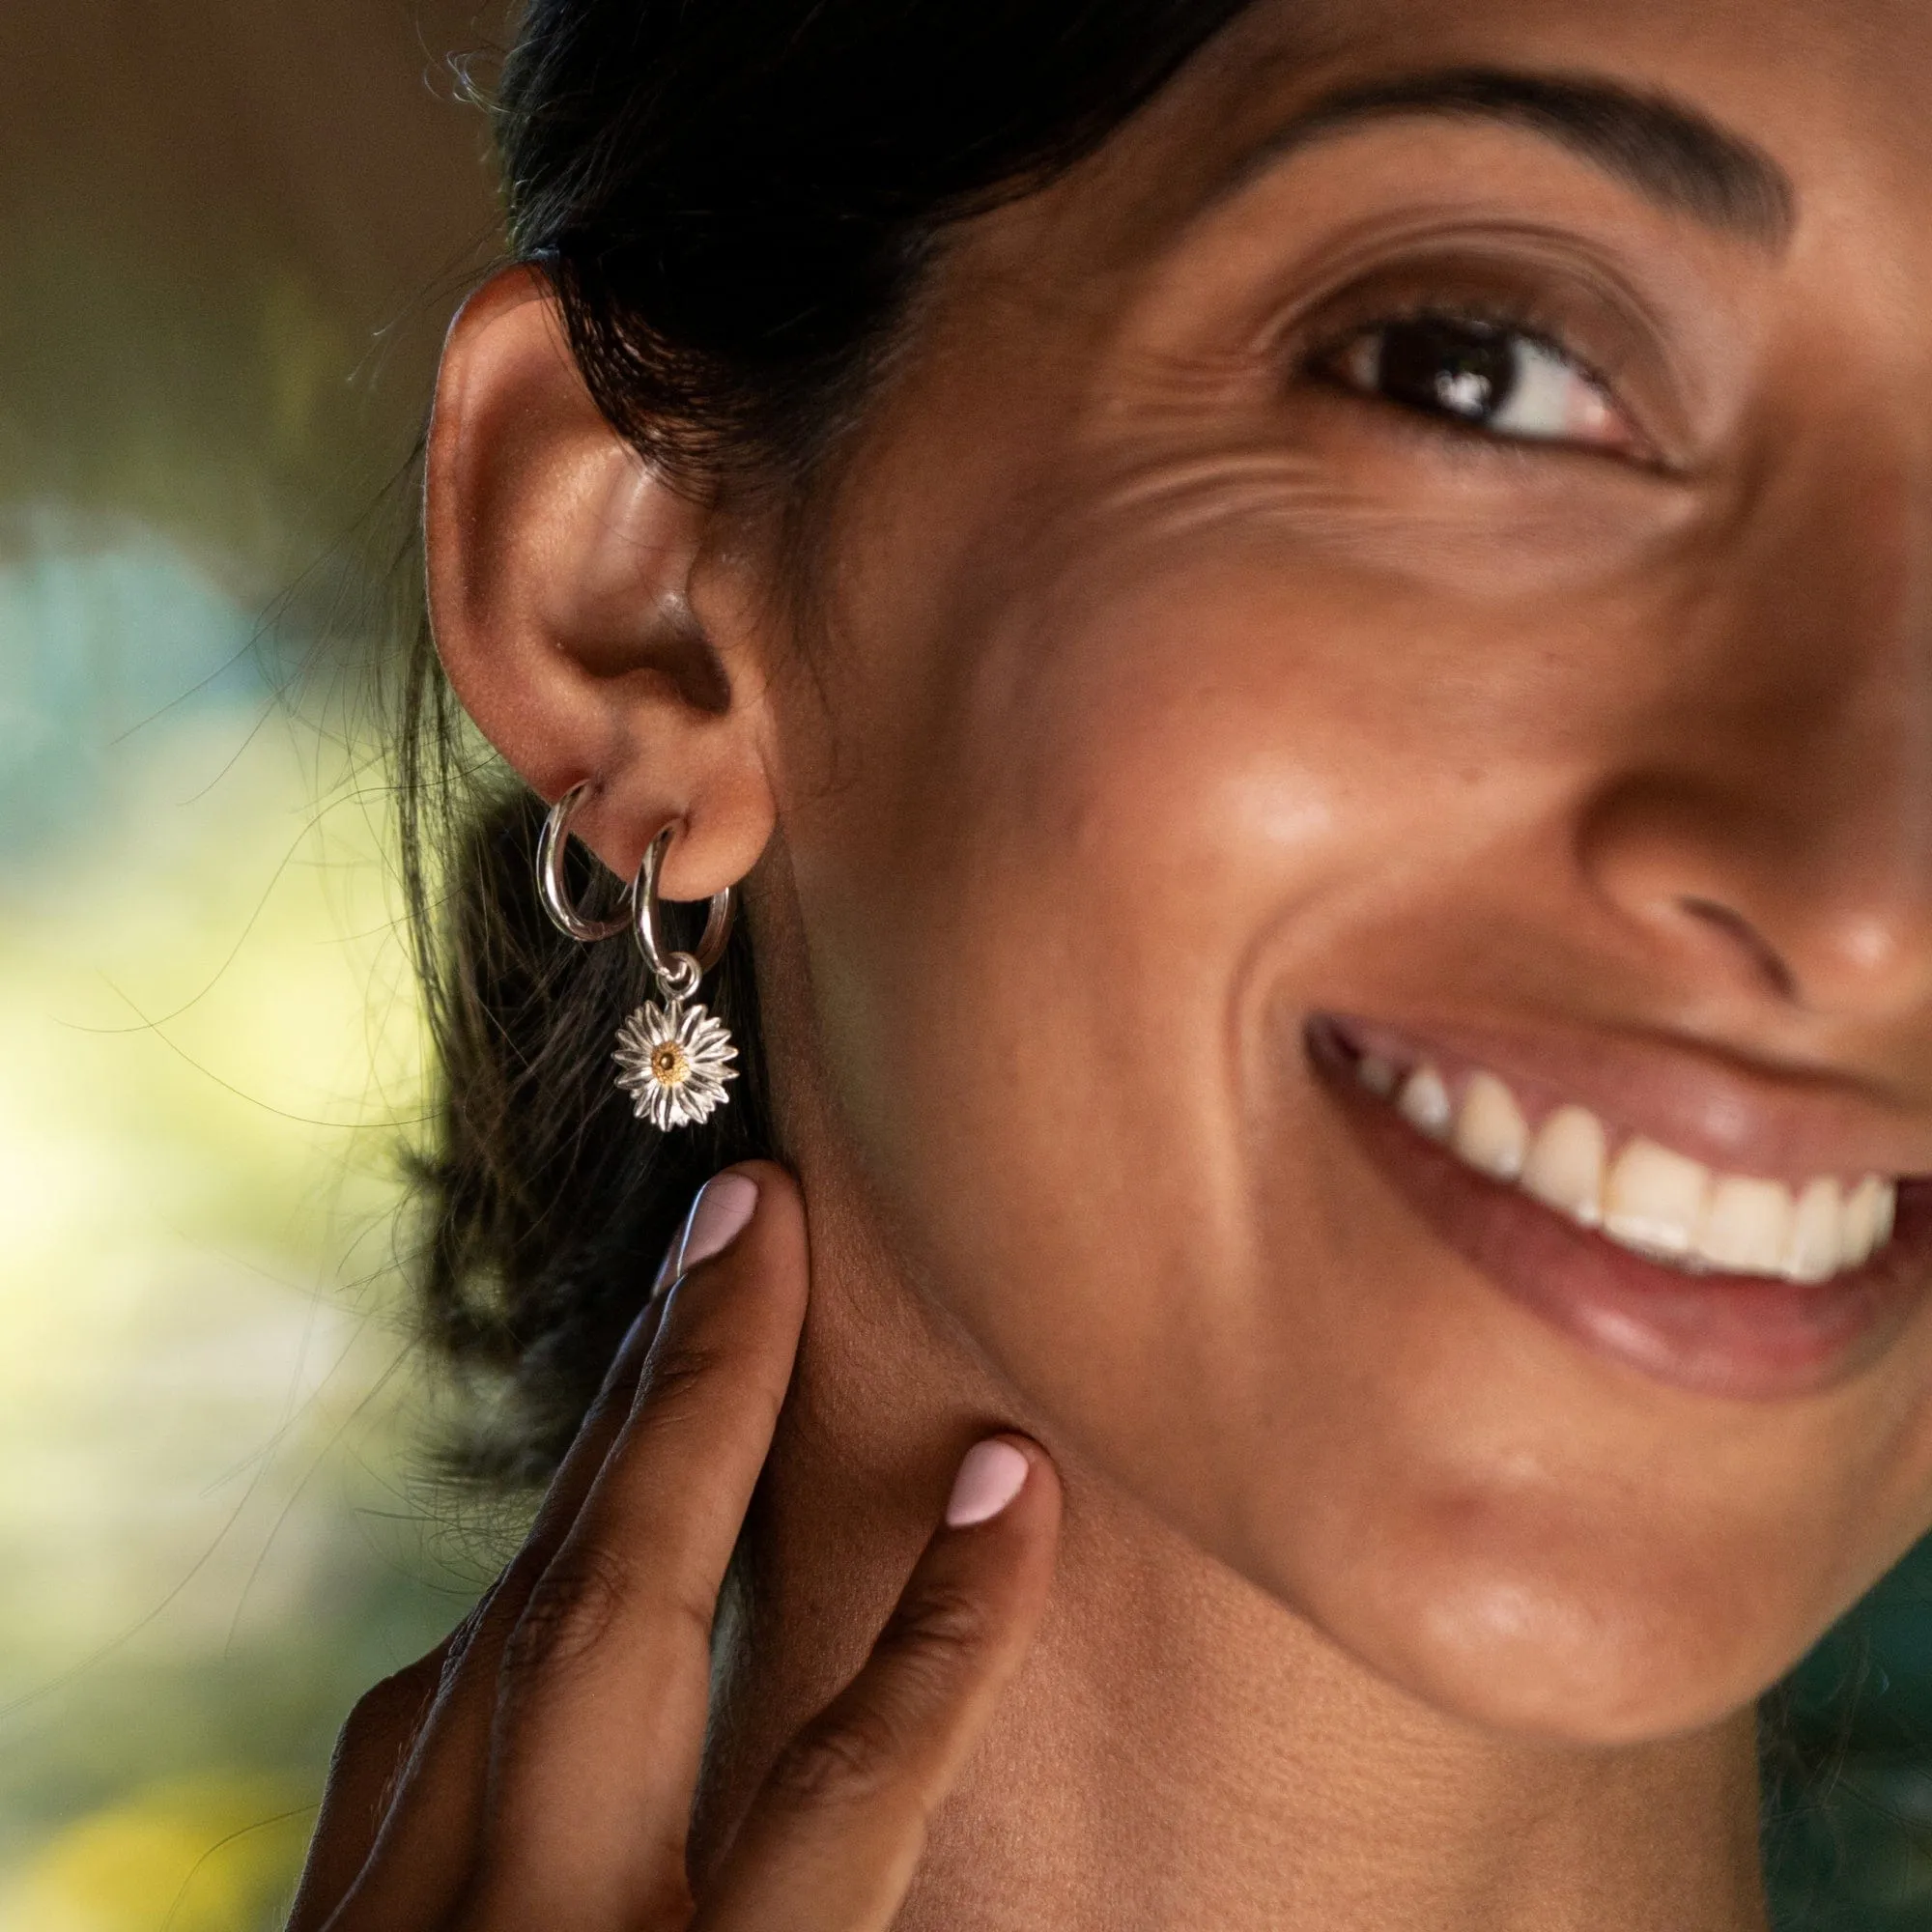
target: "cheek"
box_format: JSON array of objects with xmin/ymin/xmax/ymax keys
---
[
  {"xmin": 822, "ymin": 562, "xmax": 1388, "ymax": 1304},
  {"xmin": 782, "ymin": 533, "xmax": 1932, "ymax": 1747},
  {"xmin": 809, "ymin": 533, "xmax": 1538, "ymax": 1310},
  {"xmin": 789, "ymin": 554, "xmax": 1475, "ymax": 1572}
]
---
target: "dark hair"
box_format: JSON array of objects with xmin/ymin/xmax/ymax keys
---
[{"xmin": 400, "ymin": 0, "xmax": 1255, "ymax": 1483}]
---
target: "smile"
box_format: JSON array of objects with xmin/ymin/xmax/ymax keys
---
[
  {"xmin": 1352, "ymin": 1048, "xmax": 1897, "ymax": 1283},
  {"xmin": 1307, "ymin": 1014, "xmax": 1932, "ymax": 1399}
]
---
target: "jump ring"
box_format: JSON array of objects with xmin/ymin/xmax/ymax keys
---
[
  {"xmin": 635, "ymin": 824, "xmax": 735, "ymax": 996},
  {"xmin": 537, "ymin": 781, "xmax": 630, "ymax": 942}
]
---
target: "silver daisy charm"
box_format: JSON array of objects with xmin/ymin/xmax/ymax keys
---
[{"xmin": 612, "ymin": 999, "xmax": 738, "ymax": 1130}]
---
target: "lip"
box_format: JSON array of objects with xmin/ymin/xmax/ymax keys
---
[{"xmin": 1307, "ymin": 1015, "xmax": 1932, "ymax": 1400}]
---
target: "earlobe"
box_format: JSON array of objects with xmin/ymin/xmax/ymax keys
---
[{"xmin": 424, "ymin": 265, "xmax": 776, "ymax": 898}]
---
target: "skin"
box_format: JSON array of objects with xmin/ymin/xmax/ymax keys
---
[{"xmin": 300, "ymin": 0, "xmax": 1932, "ymax": 1924}]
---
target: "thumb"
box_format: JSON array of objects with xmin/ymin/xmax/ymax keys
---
[{"xmin": 692, "ymin": 1436, "xmax": 1062, "ymax": 1932}]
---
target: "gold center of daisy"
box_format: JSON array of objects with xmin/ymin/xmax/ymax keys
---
[{"xmin": 650, "ymin": 1040, "xmax": 691, "ymax": 1087}]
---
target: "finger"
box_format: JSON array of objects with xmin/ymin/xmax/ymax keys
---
[
  {"xmin": 324, "ymin": 1185, "xmax": 714, "ymax": 1930},
  {"xmin": 285, "ymin": 1643, "xmax": 450, "ymax": 1932},
  {"xmin": 694, "ymin": 1435, "xmax": 1062, "ymax": 1932},
  {"xmin": 458, "ymin": 1162, "xmax": 807, "ymax": 1928}
]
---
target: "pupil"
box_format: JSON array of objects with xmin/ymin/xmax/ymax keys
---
[{"xmin": 1378, "ymin": 319, "xmax": 1519, "ymax": 423}]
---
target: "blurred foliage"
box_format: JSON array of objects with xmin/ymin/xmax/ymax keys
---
[
  {"xmin": 1765, "ymin": 1539, "xmax": 1932, "ymax": 1926},
  {"xmin": 0, "ymin": 8, "xmax": 510, "ymax": 1921},
  {"xmin": 0, "ymin": 522, "xmax": 505, "ymax": 1925}
]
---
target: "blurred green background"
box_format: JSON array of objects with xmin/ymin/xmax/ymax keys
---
[
  {"xmin": 3, "ymin": 5, "xmax": 1932, "ymax": 1929},
  {"xmin": 0, "ymin": 6, "xmax": 505, "ymax": 1925}
]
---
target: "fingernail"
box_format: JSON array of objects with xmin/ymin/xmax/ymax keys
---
[
  {"xmin": 671, "ymin": 1170, "xmax": 760, "ymax": 1283},
  {"xmin": 945, "ymin": 1439, "xmax": 1031, "ymax": 1527}
]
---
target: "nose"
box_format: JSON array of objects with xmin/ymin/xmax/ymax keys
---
[
  {"xmin": 1581, "ymin": 762, "xmax": 1932, "ymax": 1017},
  {"xmin": 1578, "ymin": 444, "xmax": 1932, "ymax": 1024}
]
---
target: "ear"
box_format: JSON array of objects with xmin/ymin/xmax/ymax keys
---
[{"xmin": 424, "ymin": 265, "xmax": 777, "ymax": 897}]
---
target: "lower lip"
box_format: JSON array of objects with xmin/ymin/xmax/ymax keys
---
[{"xmin": 1307, "ymin": 1016, "xmax": 1932, "ymax": 1400}]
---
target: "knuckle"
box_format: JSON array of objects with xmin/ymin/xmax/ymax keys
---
[
  {"xmin": 336, "ymin": 1650, "xmax": 441, "ymax": 1764},
  {"xmin": 498, "ymin": 1542, "xmax": 636, "ymax": 1687},
  {"xmin": 440, "ymin": 1591, "xmax": 497, "ymax": 1680},
  {"xmin": 764, "ymin": 1702, "xmax": 910, "ymax": 1812},
  {"xmin": 635, "ymin": 1331, "xmax": 737, "ymax": 1422},
  {"xmin": 878, "ymin": 1577, "xmax": 994, "ymax": 1671},
  {"xmin": 758, "ymin": 1577, "xmax": 1000, "ymax": 1817}
]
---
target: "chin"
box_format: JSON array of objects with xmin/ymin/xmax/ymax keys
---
[{"xmin": 1298, "ymin": 1540, "xmax": 1818, "ymax": 1747}]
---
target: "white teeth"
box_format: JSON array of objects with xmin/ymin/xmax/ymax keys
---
[
  {"xmin": 1398, "ymin": 1064, "xmax": 1454, "ymax": 1140},
  {"xmin": 1696, "ymin": 1175, "xmax": 1792, "ymax": 1275},
  {"xmin": 1521, "ymin": 1105, "xmax": 1606, "ymax": 1228},
  {"xmin": 1454, "ymin": 1071, "xmax": 1529, "ymax": 1180},
  {"xmin": 1603, "ymin": 1138, "xmax": 1711, "ymax": 1262},
  {"xmin": 1782, "ymin": 1178, "xmax": 1844, "ymax": 1284},
  {"xmin": 1843, "ymin": 1176, "xmax": 1889, "ymax": 1268},
  {"xmin": 1361, "ymin": 1045, "xmax": 1902, "ymax": 1281}
]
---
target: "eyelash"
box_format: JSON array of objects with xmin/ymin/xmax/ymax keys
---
[{"xmin": 1300, "ymin": 297, "xmax": 1640, "ymax": 457}]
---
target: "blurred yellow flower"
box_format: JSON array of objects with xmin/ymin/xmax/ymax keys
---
[{"xmin": 0, "ymin": 1776, "xmax": 309, "ymax": 1932}]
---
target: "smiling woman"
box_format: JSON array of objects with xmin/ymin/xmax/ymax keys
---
[{"xmin": 298, "ymin": 2, "xmax": 1932, "ymax": 1928}]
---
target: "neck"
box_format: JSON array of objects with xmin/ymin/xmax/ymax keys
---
[{"xmin": 689, "ymin": 1169, "xmax": 1769, "ymax": 1930}]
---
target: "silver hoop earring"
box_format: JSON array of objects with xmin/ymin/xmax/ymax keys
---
[
  {"xmin": 611, "ymin": 825, "xmax": 739, "ymax": 1130},
  {"xmin": 537, "ymin": 781, "xmax": 631, "ymax": 941},
  {"xmin": 535, "ymin": 784, "xmax": 740, "ymax": 1132}
]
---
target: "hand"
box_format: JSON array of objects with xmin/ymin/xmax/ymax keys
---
[{"xmin": 286, "ymin": 1161, "xmax": 1062, "ymax": 1931}]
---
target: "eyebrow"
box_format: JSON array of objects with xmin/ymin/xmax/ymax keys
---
[{"xmin": 1229, "ymin": 67, "xmax": 1797, "ymax": 250}]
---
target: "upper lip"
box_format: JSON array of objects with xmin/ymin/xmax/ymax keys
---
[{"xmin": 1322, "ymin": 1010, "xmax": 1932, "ymax": 1184}]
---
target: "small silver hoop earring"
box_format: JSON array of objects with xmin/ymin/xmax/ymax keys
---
[
  {"xmin": 537, "ymin": 781, "xmax": 631, "ymax": 942},
  {"xmin": 533, "ymin": 787, "xmax": 741, "ymax": 1132},
  {"xmin": 633, "ymin": 824, "xmax": 735, "ymax": 1002},
  {"xmin": 612, "ymin": 825, "xmax": 740, "ymax": 1131}
]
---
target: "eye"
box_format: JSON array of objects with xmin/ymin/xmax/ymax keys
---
[{"xmin": 1325, "ymin": 315, "xmax": 1633, "ymax": 453}]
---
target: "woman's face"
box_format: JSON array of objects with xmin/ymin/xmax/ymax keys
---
[{"xmin": 733, "ymin": 0, "xmax": 1932, "ymax": 1743}]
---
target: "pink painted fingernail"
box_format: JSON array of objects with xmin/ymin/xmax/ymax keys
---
[
  {"xmin": 679, "ymin": 1171, "xmax": 760, "ymax": 1273},
  {"xmin": 653, "ymin": 1171, "xmax": 760, "ymax": 1297},
  {"xmin": 945, "ymin": 1439, "xmax": 1031, "ymax": 1527}
]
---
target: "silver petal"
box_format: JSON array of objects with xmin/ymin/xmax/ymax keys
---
[{"xmin": 612, "ymin": 996, "xmax": 739, "ymax": 1129}]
